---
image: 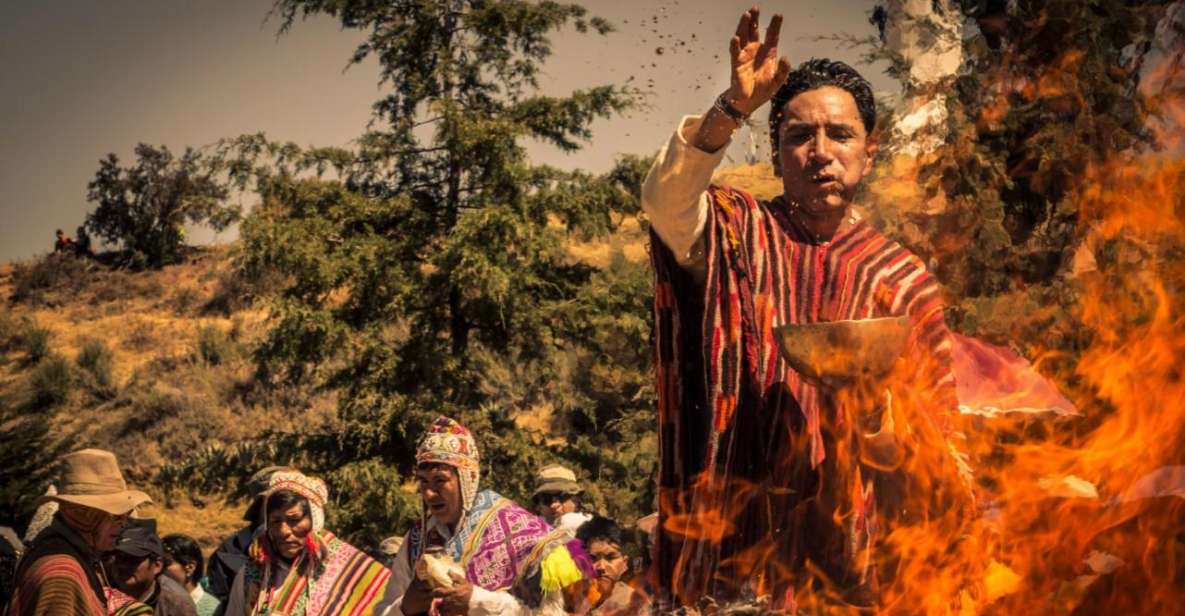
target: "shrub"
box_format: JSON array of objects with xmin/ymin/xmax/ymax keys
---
[
  {"xmin": 120, "ymin": 385, "xmax": 189, "ymax": 437},
  {"xmin": 196, "ymin": 325, "xmax": 235, "ymax": 365},
  {"xmin": 30, "ymin": 354, "xmax": 72, "ymax": 408},
  {"xmin": 122, "ymin": 318, "xmax": 155, "ymax": 351},
  {"xmin": 172, "ymin": 286, "xmax": 202, "ymax": 314},
  {"xmin": 20, "ymin": 323, "xmax": 52, "ymax": 365},
  {"xmin": 0, "ymin": 313, "xmax": 21, "ymax": 355},
  {"xmin": 76, "ymin": 338, "xmax": 116, "ymax": 399},
  {"xmin": 10, "ymin": 254, "xmax": 93, "ymax": 306}
]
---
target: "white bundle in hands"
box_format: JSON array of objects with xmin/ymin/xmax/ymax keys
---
[{"xmin": 415, "ymin": 548, "xmax": 466, "ymax": 589}]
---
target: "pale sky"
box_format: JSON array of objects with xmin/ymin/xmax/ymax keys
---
[{"xmin": 0, "ymin": 0, "xmax": 892, "ymax": 262}]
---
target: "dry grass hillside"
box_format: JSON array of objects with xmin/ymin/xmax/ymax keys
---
[
  {"xmin": 0, "ymin": 164, "xmax": 779, "ymax": 548},
  {"xmin": 0, "ymin": 245, "xmax": 338, "ymax": 546}
]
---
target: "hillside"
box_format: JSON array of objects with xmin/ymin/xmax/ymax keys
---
[
  {"xmin": 0, "ymin": 164, "xmax": 779, "ymax": 548},
  {"xmin": 0, "ymin": 245, "xmax": 338, "ymax": 547}
]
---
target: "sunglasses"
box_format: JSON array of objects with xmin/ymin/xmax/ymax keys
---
[{"xmin": 534, "ymin": 493, "xmax": 575, "ymax": 506}]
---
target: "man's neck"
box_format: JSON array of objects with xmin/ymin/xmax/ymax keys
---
[
  {"xmin": 134, "ymin": 578, "xmax": 157, "ymax": 604},
  {"xmin": 782, "ymin": 197, "xmax": 854, "ymax": 243}
]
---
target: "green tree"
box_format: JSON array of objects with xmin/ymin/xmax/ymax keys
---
[
  {"xmin": 86, "ymin": 143, "xmax": 237, "ymax": 268},
  {"xmin": 174, "ymin": 0, "xmax": 652, "ymax": 542}
]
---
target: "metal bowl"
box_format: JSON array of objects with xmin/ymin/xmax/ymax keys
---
[{"xmin": 773, "ymin": 316, "xmax": 911, "ymax": 386}]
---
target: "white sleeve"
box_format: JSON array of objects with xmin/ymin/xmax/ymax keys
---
[
  {"xmin": 467, "ymin": 587, "xmax": 567, "ymax": 616},
  {"xmin": 222, "ymin": 568, "xmax": 248, "ymax": 616},
  {"xmin": 640, "ymin": 115, "xmax": 729, "ymax": 268},
  {"xmin": 375, "ymin": 539, "xmax": 414, "ymax": 616}
]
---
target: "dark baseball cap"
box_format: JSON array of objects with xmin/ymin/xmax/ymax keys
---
[{"xmin": 112, "ymin": 518, "xmax": 163, "ymax": 559}]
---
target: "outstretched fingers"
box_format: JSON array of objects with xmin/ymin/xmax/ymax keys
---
[
  {"xmin": 734, "ymin": 9, "xmax": 751, "ymax": 42},
  {"xmin": 764, "ymin": 13, "xmax": 783, "ymax": 49}
]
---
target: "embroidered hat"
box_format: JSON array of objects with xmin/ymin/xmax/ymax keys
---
[
  {"xmin": 259, "ymin": 470, "xmax": 329, "ymax": 533},
  {"xmin": 416, "ymin": 416, "xmax": 480, "ymax": 511}
]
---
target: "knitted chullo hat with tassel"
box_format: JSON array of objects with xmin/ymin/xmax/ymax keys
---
[{"xmin": 415, "ymin": 416, "xmax": 480, "ymax": 511}]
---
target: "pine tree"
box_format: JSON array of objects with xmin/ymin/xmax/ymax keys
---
[{"xmin": 181, "ymin": 0, "xmax": 652, "ymax": 541}]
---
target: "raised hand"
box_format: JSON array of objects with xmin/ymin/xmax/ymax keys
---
[{"xmin": 727, "ymin": 7, "xmax": 792, "ymax": 115}]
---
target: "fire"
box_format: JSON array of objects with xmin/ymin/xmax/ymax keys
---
[{"xmin": 654, "ymin": 12, "xmax": 1185, "ymax": 614}]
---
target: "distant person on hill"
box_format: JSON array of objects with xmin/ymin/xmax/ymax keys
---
[
  {"xmin": 6, "ymin": 448, "xmax": 152, "ymax": 616},
  {"xmin": 54, "ymin": 229, "xmax": 74, "ymax": 254},
  {"xmin": 104, "ymin": 518, "xmax": 197, "ymax": 616},
  {"xmin": 574, "ymin": 516, "xmax": 650, "ymax": 616},
  {"xmin": 531, "ymin": 464, "xmax": 591, "ymax": 534},
  {"xmin": 222, "ymin": 470, "xmax": 391, "ymax": 616},
  {"xmin": 205, "ymin": 466, "xmax": 293, "ymax": 602},
  {"xmin": 162, "ymin": 534, "xmax": 221, "ymax": 616},
  {"xmin": 74, "ymin": 226, "xmax": 94, "ymax": 258}
]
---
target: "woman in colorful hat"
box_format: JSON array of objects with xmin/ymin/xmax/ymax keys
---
[
  {"xmin": 377, "ymin": 416, "xmax": 592, "ymax": 616},
  {"xmin": 5, "ymin": 448, "xmax": 152, "ymax": 616},
  {"xmin": 222, "ymin": 470, "xmax": 391, "ymax": 616}
]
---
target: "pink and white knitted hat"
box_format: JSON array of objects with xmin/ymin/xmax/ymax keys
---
[
  {"xmin": 416, "ymin": 416, "xmax": 480, "ymax": 511},
  {"xmin": 260, "ymin": 470, "xmax": 329, "ymax": 533}
]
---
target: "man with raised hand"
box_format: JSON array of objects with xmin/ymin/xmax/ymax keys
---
[{"xmin": 643, "ymin": 6, "xmax": 968, "ymax": 609}]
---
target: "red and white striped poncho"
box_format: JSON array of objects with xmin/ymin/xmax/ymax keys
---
[{"xmin": 651, "ymin": 185, "xmax": 967, "ymax": 608}]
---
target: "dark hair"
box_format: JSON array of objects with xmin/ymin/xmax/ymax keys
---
[
  {"xmin": 161, "ymin": 534, "xmax": 204, "ymax": 585},
  {"xmin": 576, "ymin": 515, "xmax": 627, "ymax": 548},
  {"xmin": 265, "ymin": 489, "xmax": 311, "ymax": 521},
  {"xmin": 768, "ymin": 58, "xmax": 877, "ymax": 162}
]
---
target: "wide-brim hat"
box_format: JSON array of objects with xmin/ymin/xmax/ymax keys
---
[
  {"xmin": 532, "ymin": 464, "xmax": 582, "ymax": 497},
  {"xmin": 36, "ymin": 449, "xmax": 151, "ymax": 516}
]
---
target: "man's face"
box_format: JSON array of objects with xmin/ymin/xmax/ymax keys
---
[
  {"xmin": 106, "ymin": 552, "xmax": 161, "ymax": 596},
  {"xmin": 267, "ymin": 503, "xmax": 313, "ymax": 560},
  {"xmin": 96, "ymin": 513, "xmax": 128, "ymax": 552},
  {"xmin": 587, "ymin": 539, "xmax": 628, "ymax": 583},
  {"xmin": 534, "ymin": 492, "xmax": 577, "ymax": 524},
  {"xmin": 416, "ymin": 464, "xmax": 463, "ymax": 528},
  {"xmin": 776, "ymin": 86, "xmax": 876, "ymax": 216},
  {"xmin": 162, "ymin": 556, "xmax": 191, "ymax": 589}
]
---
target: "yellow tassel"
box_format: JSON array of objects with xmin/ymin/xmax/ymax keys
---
[{"xmin": 539, "ymin": 547, "xmax": 584, "ymax": 594}]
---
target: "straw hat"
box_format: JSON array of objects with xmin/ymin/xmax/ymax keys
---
[{"xmin": 36, "ymin": 449, "xmax": 151, "ymax": 515}]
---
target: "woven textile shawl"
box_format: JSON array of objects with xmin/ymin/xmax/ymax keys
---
[{"xmin": 243, "ymin": 530, "xmax": 391, "ymax": 616}]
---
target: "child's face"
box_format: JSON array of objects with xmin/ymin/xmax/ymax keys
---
[{"xmin": 587, "ymin": 539, "xmax": 628, "ymax": 582}]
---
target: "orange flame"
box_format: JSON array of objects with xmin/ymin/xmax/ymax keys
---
[{"xmin": 660, "ymin": 22, "xmax": 1185, "ymax": 615}]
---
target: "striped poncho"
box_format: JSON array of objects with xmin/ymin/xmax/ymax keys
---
[
  {"xmin": 6, "ymin": 520, "xmax": 149, "ymax": 616},
  {"xmin": 240, "ymin": 530, "xmax": 390, "ymax": 616},
  {"xmin": 651, "ymin": 186, "xmax": 967, "ymax": 607}
]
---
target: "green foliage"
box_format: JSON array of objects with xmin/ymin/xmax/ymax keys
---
[
  {"xmin": 166, "ymin": 0, "xmax": 654, "ymax": 543},
  {"xmin": 85, "ymin": 143, "xmax": 238, "ymax": 269},
  {"xmin": 30, "ymin": 354, "xmax": 72, "ymax": 409},
  {"xmin": 0, "ymin": 398, "xmax": 66, "ymax": 527},
  {"xmin": 76, "ymin": 338, "xmax": 117, "ymax": 400},
  {"xmin": 196, "ymin": 325, "xmax": 237, "ymax": 365}
]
